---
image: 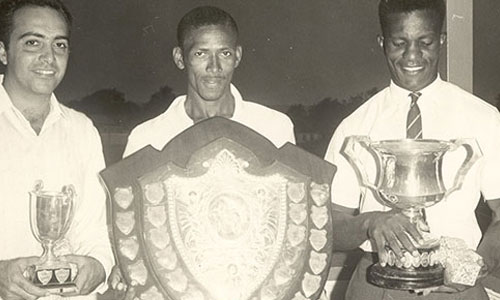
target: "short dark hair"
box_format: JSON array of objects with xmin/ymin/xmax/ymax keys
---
[
  {"xmin": 0, "ymin": 0, "xmax": 72, "ymax": 48},
  {"xmin": 176, "ymin": 6, "xmax": 238, "ymax": 48},
  {"xmin": 378, "ymin": 0, "xmax": 446, "ymax": 35}
]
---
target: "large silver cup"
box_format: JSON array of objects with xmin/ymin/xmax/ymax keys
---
[
  {"xmin": 343, "ymin": 136, "xmax": 481, "ymax": 289},
  {"xmin": 28, "ymin": 180, "xmax": 77, "ymax": 294}
]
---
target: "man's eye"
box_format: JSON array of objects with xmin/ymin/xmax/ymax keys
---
[
  {"xmin": 194, "ymin": 51, "xmax": 204, "ymax": 57},
  {"xmin": 221, "ymin": 51, "xmax": 232, "ymax": 57},
  {"xmin": 25, "ymin": 40, "xmax": 40, "ymax": 46},
  {"xmin": 55, "ymin": 42, "xmax": 68, "ymax": 50},
  {"xmin": 421, "ymin": 40, "xmax": 433, "ymax": 46},
  {"xmin": 392, "ymin": 41, "xmax": 405, "ymax": 47}
]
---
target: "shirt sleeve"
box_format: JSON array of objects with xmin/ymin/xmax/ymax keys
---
[
  {"xmin": 123, "ymin": 128, "xmax": 140, "ymax": 158},
  {"xmin": 481, "ymin": 114, "xmax": 500, "ymax": 201},
  {"xmin": 67, "ymin": 125, "xmax": 114, "ymax": 294},
  {"xmin": 324, "ymin": 123, "xmax": 362, "ymax": 209}
]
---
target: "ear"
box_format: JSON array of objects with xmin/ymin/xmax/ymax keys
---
[
  {"xmin": 377, "ymin": 35, "xmax": 384, "ymax": 49},
  {"xmin": 439, "ymin": 33, "xmax": 447, "ymax": 47},
  {"xmin": 172, "ymin": 46, "xmax": 185, "ymax": 70},
  {"xmin": 234, "ymin": 45, "xmax": 242, "ymax": 68},
  {"xmin": 0, "ymin": 41, "xmax": 8, "ymax": 65}
]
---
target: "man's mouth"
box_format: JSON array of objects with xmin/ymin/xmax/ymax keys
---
[
  {"xmin": 204, "ymin": 77, "xmax": 224, "ymax": 85},
  {"xmin": 34, "ymin": 69, "xmax": 56, "ymax": 76},
  {"xmin": 402, "ymin": 66, "xmax": 424, "ymax": 73}
]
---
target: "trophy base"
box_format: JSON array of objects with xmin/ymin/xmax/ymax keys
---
[
  {"xmin": 367, "ymin": 263, "xmax": 444, "ymax": 290},
  {"xmin": 25, "ymin": 264, "xmax": 78, "ymax": 295}
]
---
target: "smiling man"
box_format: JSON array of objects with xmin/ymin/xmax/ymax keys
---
[
  {"xmin": 123, "ymin": 6, "xmax": 295, "ymax": 158},
  {"xmin": 0, "ymin": 0, "xmax": 113, "ymax": 299},
  {"xmin": 324, "ymin": 0, "xmax": 500, "ymax": 299}
]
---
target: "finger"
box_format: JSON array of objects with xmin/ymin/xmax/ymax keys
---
[
  {"xmin": 5, "ymin": 282, "xmax": 43, "ymax": 300},
  {"xmin": 17, "ymin": 281, "xmax": 50, "ymax": 298},
  {"xmin": 373, "ymin": 235, "xmax": 388, "ymax": 266},
  {"xmin": 402, "ymin": 222, "xmax": 423, "ymax": 246},
  {"xmin": 384, "ymin": 231, "xmax": 403, "ymax": 259},
  {"xmin": 395, "ymin": 230, "xmax": 418, "ymax": 255}
]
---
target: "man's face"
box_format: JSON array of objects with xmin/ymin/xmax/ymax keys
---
[
  {"xmin": 378, "ymin": 10, "xmax": 445, "ymax": 91},
  {"xmin": 0, "ymin": 6, "xmax": 69, "ymax": 98},
  {"xmin": 173, "ymin": 24, "xmax": 242, "ymax": 102}
]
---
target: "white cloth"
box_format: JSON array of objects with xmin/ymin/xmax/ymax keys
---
[
  {"xmin": 124, "ymin": 84, "xmax": 296, "ymax": 157},
  {"xmin": 325, "ymin": 76, "xmax": 500, "ymax": 252},
  {"xmin": 0, "ymin": 80, "xmax": 114, "ymax": 299}
]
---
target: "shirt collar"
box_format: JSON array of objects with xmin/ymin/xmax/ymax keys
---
[
  {"xmin": 230, "ymin": 83, "xmax": 244, "ymax": 120},
  {"xmin": 388, "ymin": 75, "xmax": 443, "ymax": 104},
  {"xmin": 178, "ymin": 83, "xmax": 244, "ymax": 123},
  {"xmin": 0, "ymin": 74, "xmax": 66, "ymax": 121}
]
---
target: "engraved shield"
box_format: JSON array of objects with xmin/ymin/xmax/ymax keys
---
[{"xmin": 100, "ymin": 117, "xmax": 336, "ymax": 300}]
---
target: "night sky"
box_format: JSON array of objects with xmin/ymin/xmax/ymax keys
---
[{"xmin": 56, "ymin": 1, "xmax": 500, "ymax": 107}]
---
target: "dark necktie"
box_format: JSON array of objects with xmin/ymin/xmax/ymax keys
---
[
  {"xmin": 406, "ymin": 92, "xmax": 422, "ymax": 139},
  {"xmin": 406, "ymin": 92, "xmax": 429, "ymax": 228}
]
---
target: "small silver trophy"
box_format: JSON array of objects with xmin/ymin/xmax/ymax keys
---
[
  {"xmin": 28, "ymin": 180, "xmax": 78, "ymax": 294},
  {"xmin": 343, "ymin": 136, "xmax": 481, "ymax": 290}
]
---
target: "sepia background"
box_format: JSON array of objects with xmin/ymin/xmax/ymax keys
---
[{"xmin": 51, "ymin": 1, "xmax": 500, "ymax": 299}]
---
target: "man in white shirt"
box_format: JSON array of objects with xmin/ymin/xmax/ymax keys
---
[
  {"xmin": 325, "ymin": 0, "xmax": 500, "ymax": 299},
  {"xmin": 0, "ymin": 0, "xmax": 113, "ymax": 299},
  {"xmin": 111, "ymin": 6, "xmax": 295, "ymax": 296},
  {"xmin": 122, "ymin": 5, "xmax": 295, "ymax": 158}
]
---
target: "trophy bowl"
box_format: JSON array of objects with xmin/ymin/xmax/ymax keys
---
[
  {"xmin": 343, "ymin": 136, "xmax": 481, "ymax": 290},
  {"xmin": 28, "ymin": 180, "xmax": 78, "ymax": 294}
]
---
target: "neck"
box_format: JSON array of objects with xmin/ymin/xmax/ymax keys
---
[
  {"xmin": 3, "ymin": 83, "xmax": 52, "ymax": 135},
  {"xmin": 185, "ymin": 93, "xmax": 235, "ymax": 123}
]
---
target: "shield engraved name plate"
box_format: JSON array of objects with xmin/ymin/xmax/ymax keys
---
[{"xmin": 100, "ymin": 117, "xmax": 336, "ymax": 300}]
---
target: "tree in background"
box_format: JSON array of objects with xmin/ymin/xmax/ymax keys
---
[
  {"xmin": 289, "ymin": 87, "xmax": 378, "ymax": 157},
  {"xmin": 140, "ymin": 85, "xmax": 177, "ymax": 122}
]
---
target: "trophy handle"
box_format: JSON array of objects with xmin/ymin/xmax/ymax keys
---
[
  {"xmin": 61, "ymin": 184, "xmax": 76, "ymax": 235},
  {"xmin": 343, "ymin": 136, "xmax": 378, "ymax": 191},
  {"xmin": 444, "ymin": 138, "xmax": 482, "ymax": 198}
]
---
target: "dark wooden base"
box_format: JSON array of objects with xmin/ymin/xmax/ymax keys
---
[{"xmin": 367, "ymin": 263, "xmax": 444, "ymax": 290}]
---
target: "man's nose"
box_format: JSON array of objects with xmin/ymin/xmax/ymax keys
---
[
  {"xmin": 40, "ymin": 46, "xmax": 55, "ymax": 63},
  {"xmin": 206, "ymin": 54, "xmax": 222, "ymax": 73},
  {"xmin": 404, "ymin": 42, "xmax": 423, "ymax": 60}
]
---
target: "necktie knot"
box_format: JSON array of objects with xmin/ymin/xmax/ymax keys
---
[{"xmin": 409, "ymin": 92, "xmax": 422, "ymax": 106}]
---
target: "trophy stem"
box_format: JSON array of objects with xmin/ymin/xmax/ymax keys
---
[
  {"xmin": 39, "ymin": 240, "xmax": 57, "ymax": 267},
  {"xmin": 402, "ymin": 208, "xmax": 424, "ymax": 225}
]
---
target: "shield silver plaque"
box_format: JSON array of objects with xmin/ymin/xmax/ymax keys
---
[{"xmin": 100, "ymin": 117, "xmax": 336, "ymax": 300}]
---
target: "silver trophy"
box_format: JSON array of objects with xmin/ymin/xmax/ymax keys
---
[
  {"xmin": 28, "ymin": 180, "xmax": 77, "ymax": 294},
  {"xmin": 343, "ymin": 136, "xmax": 481, "ymax": 289}
]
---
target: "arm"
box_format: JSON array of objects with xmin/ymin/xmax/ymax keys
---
[
  {"xmin": 477, "ymin": 198, "xmax": 500, "ymax": 275},
  {"xmin": 326, "ymin": 124, "xmax": 421, "ymax": 261},
  {"xmin": 66, "ymin": 126, "xmax": 114, "ymax": 295}
]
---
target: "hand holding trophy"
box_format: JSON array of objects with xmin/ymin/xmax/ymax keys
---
[
  {"xmin": 26, "ymin": 180, "xmax": 78, "ymax": 295},
  {"xmin": 343, "ymin": 136, "xmax": 481, "ymax": 290}
]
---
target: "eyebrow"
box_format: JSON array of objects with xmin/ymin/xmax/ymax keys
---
[{"xmin": 18, "ymin": 31, "xmax": 69, "ymax": 41}]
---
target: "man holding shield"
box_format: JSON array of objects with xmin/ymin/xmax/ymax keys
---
[{"xmin": 325, "ymin": 0, "xmax": 500, "ymax": 299}]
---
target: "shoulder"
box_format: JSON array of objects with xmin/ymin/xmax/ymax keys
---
[
  {"xmin": 241, "ymin": 100, "xmax": 294, "ymax": 127},
  {"xmin": 439, "ymin": 82, "xmax": 500, "ymax": 124},
  {"xmin": 59, "ymin": 103, "xmax": 99, "ymax": 136},
  {"xmin": 339, "ymin": 87, "xmax": 389, "ymax": 129},
  {"xmin": 129, "ymin": 97, "xmax": 184, "ymax": 139}
]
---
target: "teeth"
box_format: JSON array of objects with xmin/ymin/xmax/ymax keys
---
[
  {"xmin": 404, "ymin": 66, "xmax": 423, "ymax": 72},
  {"xmin": 35, "ymin": 70, "xmax": 55, "ymax": 75}
]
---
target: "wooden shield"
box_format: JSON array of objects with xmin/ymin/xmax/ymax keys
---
[{"xmin": 100, "ymin": 117, "xmax": 336, "ymax": 300}]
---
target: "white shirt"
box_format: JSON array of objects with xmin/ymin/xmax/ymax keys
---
[
  {"xmin": 0, "ymin": 81, "xmax": 114, "ymax": 299},
  {"xmin": 124, "ymin": 84, "xmax": 296, "ymax": 157},
  {"xmin": 325, "ymin": 77, "xmax": 500, "ymax": 252}
]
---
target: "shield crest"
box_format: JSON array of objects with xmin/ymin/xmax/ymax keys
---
[{"xmin": 100, "ymin": 117, "xmax": 336, "ymax": 300}]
